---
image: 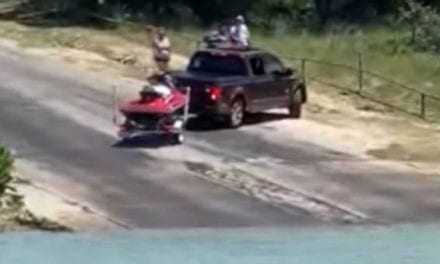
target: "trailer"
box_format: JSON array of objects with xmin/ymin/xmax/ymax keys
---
[{"xmin": 114, "ymin": 76, "xmax": 191, "ymax": 145}]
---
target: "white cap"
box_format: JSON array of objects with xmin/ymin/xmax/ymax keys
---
[{"xmin": 236, "ymin": 15, "xmax": 244, "ymax": 22}]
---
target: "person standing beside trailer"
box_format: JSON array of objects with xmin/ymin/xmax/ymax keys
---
[{"xmin": 152, "ymin": 27, "xmax": 172, "ymax": 72}]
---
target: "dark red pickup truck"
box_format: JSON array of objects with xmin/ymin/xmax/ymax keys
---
[{"xmin": 171, "ymin": 47, "xmax": 307, "ymax": 127}]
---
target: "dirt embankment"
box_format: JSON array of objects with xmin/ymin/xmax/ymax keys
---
[
  {"xmin": 0, "ymin": 186, "xmax": 69, "ymax": 232},
  {"xmin": 1, "ymin": 159, "xmax": 120, "ymax": 232}
]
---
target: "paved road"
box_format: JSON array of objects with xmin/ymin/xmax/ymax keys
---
[
  {"xmin": 0, "ymin": 47, "xmax": 320, "ymax": 228},
  {"xmin": 188, "ymin": 126, "xmax": 440, "ymax": 224}
]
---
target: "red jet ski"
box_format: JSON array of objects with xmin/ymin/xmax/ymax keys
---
[{"xmin": 117, "ymin": 75, "xmax": 190, "ymax": 144}]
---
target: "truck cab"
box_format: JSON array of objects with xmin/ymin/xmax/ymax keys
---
[{"xmin": 172, "ymin": 47, "xmax": 307, "ymax": 127}]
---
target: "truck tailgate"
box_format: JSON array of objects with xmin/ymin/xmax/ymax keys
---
[{"xmin": 175, "ymin": 78, "xmax": 210, "ymax": 103}]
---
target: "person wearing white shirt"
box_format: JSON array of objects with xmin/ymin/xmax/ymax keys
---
[{"xmin": 229, "ymin": 15, "xmax": 250, "ymax": 47}]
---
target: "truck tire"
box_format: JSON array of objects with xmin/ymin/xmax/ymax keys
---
[
  {"xmin": 172, "ymin": 133, "xmax": 184, "ymax": 145},
  {"xmin": 288, "ymin": 89, "xmax": 302, "ymax": 119},
  {"xmin": 229, "ymin": 98, "xmax": 245, "ymax": 128}
]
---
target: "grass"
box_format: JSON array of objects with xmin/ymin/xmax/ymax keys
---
[
  {"xmin": 1, "ymin": 16, "xmax": 440, "ymax": 121},
  {"xmin": 253, "ymin": 28, "xmax": 440, "ymax": 121},
  {"xmin": 253, "ymin": 28, "xmax": 440, "ymax": 88},
  {"xmin": 163, "ymin": 26, "xmax": 440, "ymax": 121}
]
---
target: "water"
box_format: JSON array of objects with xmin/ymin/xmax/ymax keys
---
[{"xmin": 1, "ymin": 225, "xmax": 439, "ymax": 264}]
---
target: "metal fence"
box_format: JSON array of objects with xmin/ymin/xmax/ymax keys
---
[{"xmin": 281, "ymin": 54, "xmax": 440, "ymax": 122}]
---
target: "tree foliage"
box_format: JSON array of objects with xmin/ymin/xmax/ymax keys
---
[
  {"xmin": 0, "ymin": 146, "xmax": 13, "ymax": 195},
  {"xmin": 24, "ymin": 0, "xmax": 440, "ymax": 26},
  {"xmin": 22, "ymin": 0, "xmax": 440, "ymax": 48},
  {"xmin": 399, "ymin": 0, "xmax": 440, "ymax": 53}
]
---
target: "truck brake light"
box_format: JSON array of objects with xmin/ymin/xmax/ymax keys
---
[{"xmin": 208, "ymin": 86, "xmax": 221, "ymax": 101}]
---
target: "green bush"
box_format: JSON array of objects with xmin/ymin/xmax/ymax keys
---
[
  {"xmin": 0, "ymin": 146, "xmax": 13, "ymax": 195},
  {"xmin": 247, "ymin": 0, "xmax": 315, "ymax": 33},
  {"xmin": 399, "ymin": 0, "xmax": 440, "ymax": 53}
]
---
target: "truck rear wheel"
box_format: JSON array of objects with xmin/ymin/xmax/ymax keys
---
[
  {"xmin": 288, "ymin": 89, "xmax": 302, "ymax": 119},
  {"xmin": 229, "ymin": 98, "xmax": 245, "ymax": 128},
  {"xmin": 170, "ymin": 133, "xmax": 184, "ymax": 145}
]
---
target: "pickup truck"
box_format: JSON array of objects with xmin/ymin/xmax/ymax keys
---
[{"xmin": 171, "ymin": 47, "xmax": 307, "ymax": 127}]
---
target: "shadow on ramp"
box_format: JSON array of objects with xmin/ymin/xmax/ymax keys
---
[
  {"xmin": 186, "ymin": 112, "xmax": 289, "ymax": 132},
  {"xmin": 185, "ymin": 117, "xmax": 229, "ymax": 132},
  {"xmin": 113, "ymin": 135, "xmax": 178, "ymax": 149},
  {"xmin": 245, "ymin": 112, "xmax": 289, "ymax": 126}
]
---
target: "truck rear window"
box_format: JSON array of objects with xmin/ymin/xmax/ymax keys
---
[{"xmin": 187, "ymin": 52, "xmax": 247, "ymax": 76}]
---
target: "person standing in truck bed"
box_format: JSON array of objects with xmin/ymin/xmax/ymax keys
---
[
  {"xmin": 204, "ymin": 23, "xmax": 230, "ymax": 48},
  {"xmin": 229, "ymin": 15, "xmax": 250, "ymax": 47},
  {"xmin": 152, "ymin": 27, "xmax": 171, "ymax": 72}
]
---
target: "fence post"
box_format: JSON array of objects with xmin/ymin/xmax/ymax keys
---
[
  {"xmin": 358, "ymin": 52, "xmax": 363, "ymax": 94},
  {"xmin": 420, "ymin": 93, "xmax": 426, "ymax": 119}
]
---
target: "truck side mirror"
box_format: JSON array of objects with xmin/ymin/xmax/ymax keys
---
[
  {"xmin": 272, "ymin": 68, "xmax": 294, "ymax": 77},
  {"xmin": 284, "ymin": 67, "xmax": 294, "ymax": 76}
]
